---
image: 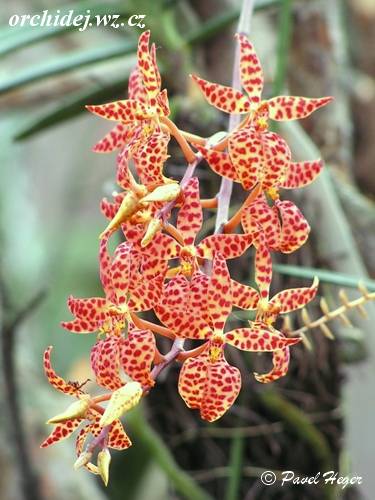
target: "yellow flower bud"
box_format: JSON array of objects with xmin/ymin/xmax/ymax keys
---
[
  {"xmin": 74, "ymin": 451, "xmax": 93, "ymax": 470},
  {"xmin": 100, "ymin": 382, "xmax": 143, "ymax": 427},
  {"xmin": 97, "ymin": 448, "xmax": 111, "ymax": 486},
  {"xmin": 140, "ymin": 183, "xmax": 181, "ymax": 203},
  {"xmin": 99, "ymin": 191, "xmax": 139, "ymax": 238},
  {"xmin": 47, "ymin": 395, "xmax": 90, "ymax": 424},
  {"xmin": 141, "ymin": 218, "xmax": 162, "ymax": 247}
]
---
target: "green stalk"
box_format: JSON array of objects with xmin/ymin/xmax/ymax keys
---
[{"xmin": 129, "ymin": 408, "xmax": 212, "ymax": 500}]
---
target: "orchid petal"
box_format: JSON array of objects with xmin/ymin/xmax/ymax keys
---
[
  {"xmin": 236, "ymin": 34, "xmax": 264, "ymax": 103},
  {"xmin": 270, "ymin": 276, "xmax": 319, "ymax": 314},
  {"xmin": 177, "ymin": 177, "xmax": 203, "ymax": 245},
  {"xmin": 43, "ymin": 347, "xmax": 80, "ymax": 395},
  {"xmin": 254, "ymin": 347, "xmax": 290, "ymax": 383},
  {"xmin": 267, "ymin": 96, "xmax": 333, "ymax": 121},
  {"xmin": 191, "ymin": 75, "xmax": 252, "ymax": 114},
  {"xmin": 225, "ymin": 322, "xmax": 300, "ymax": 351},
  {"xmin": 280, "ymin": 160, "xmax": 323, "ymax": 189}
]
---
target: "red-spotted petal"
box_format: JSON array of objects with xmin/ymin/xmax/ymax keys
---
[
  {"xmin": 260, "ymin": 132, "xmax": 291, "ymax": 190},
  {"xmin": 231, "ymin": 279, "xmax": 259, "ymax": 310},
  {"xmin": 120, "ymin": 328, "xmax": 155, "ymax": 387},
  {"xmin": 40, "ymin": 419, "xmax": 82, "ymax": 448},
  {"xmin": 178, "ymin": 350, "xmax": 209, "ymax": 411},
  {"xmin": 191, "ymin": 75, "xmax": 252, "ymax": 114},
  {"xmin": 128, "ymin": 275, "xmax": 164, "ymax": 312},
  {"xmin": 267, "ymin": 96, "xmax": 333, "ymax": 121},
  {"xmin": 200, "ymin": 354, "xmax": 241, "ymax": 422},
  {"xmin": 254, "ymin": 347, "xmax": 290, "ymax": 383},
  {"xmin": 107, "ymin": 419, "xmax": 132, "ymax": 450},
  {"xmin": 67, "ymin": 296, "xmax": 111, "ymax": 322},
  {"xmin": 156, "ymin": 88, "xmax": 170, "ymax": 116},
  {"xmin": 93, "ymin": 123, "xmax": 134, "ymax": 153},
  {"xmin": 276, "ymin": 200, "xmax": 310, "ymax": 253},
  {"xmin": 236, "ymin": 34, "xmax": 263, "ymax": 103},
  {"xmin": 177, "ymin": 177, "xmax": 202, "ymax": 245},
  {"xmin": 111, "ymin": 243, "xmax": 132, "ymax": 305},
  {"xmin": 198, "ymin": 233, "xmax": 254, "ymax": 260},
  {"xmin": 228, "ymin": 127, "xmax": 262, "ymax": 190},
  {"xmin": 254, "ymin": 238, "xmax": 272, "ymax": 300},
  {"xmin": 207, "ymin": 254, "xmax": 232, "ymax": 332},
  {"xmin": 280, "ymin": 160, "xmax": 323, "ymax": 189},
  {"xmin": 61, "ymin": 317, "xmax": 98, "ymax": 334},
  {"xmin": 128, "ymin": 67, "xmax": 147, "ymax": 102},
  {"xmin": 195, "ymin": 146, "xmax": 239, "ymax": 182},
  {"xmin": 137, "ymin": 31, "xmax": 161, "ymax": 99},
  {"xmin": 225, "ymin": 322, "xmax": 301, "ymax": 351},
  {"xmin": 43, "ymin": 347, "xmax": 80, "ymax": 395},
  {"xmin": 86, "ymin": 99, "xmax": 149, "ymax": 123},
  {"xmin": 270, "ymin": 277, "xmax": 319, "ymax": 314},
  {"xmin": 242, "ymin": 196, "xmax": 281, "ymax": 250},
  {"xmin": 179, "ymin": 347, "xmax": 242, "ymax": 421},
  {"xmin": 133, "ymin": 130, "xmax": 170, "ymax": 186},
  {"xmin": 90, "ymin": 337, "xmax": 123, "ymax": 391}
]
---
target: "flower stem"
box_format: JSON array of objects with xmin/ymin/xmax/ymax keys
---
[{"xmin": 214, "ymin": 0, "xmax": 255, "ymax": 234}]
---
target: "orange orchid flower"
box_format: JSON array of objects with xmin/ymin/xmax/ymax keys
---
[{"xmin": 176, "ymin": 255, "xmax": 300, "ymax": 421}]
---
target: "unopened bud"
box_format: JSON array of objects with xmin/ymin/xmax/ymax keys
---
[
  {"xmin": 47, "ymin": 395, "xmax": 90, "ymax": 424},
  {"xmin": 97, "ymin": 448, "xmax": 111, "ymax": 486},
  {"xmin": 74, "ymin": 451, "xmax": 92, "ymax": 470},
  {"xmin": 141, "ymin": 218, "xmax": 162, "ymax": 247},
  {"xmin": 100, "ymin": 382, "xmax": 142, "ymax": 427},
  {"xmin": 140, "ymin": 183, "xmax": 181, "ymax": 203},
  {"xmin": 99, "ymin": 192, "xmax": 139, "ymax": 238}
]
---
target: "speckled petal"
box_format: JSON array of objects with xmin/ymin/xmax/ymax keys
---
[
  {"xmin": 119, "ymin": 328, "xmax": 155, "ymax": 387},
  {"xmin": 276, "ymin": 200, "xmax": 310, "ymax": 253},
  {"xmin": 267, "ymin": 96, "xmax": 333, "ymax": 121},
  {"xmin": 43, "ymin": 347, "xmax": 80, "ymax": 395},
  {"xmin": 280, "ymin": 160, "xmax": 323, "ymax": 189},
  {"xmin": 40, "ymin": 418, "xmax": 82, "ymax": 448},
  {"xmin": 177, "ymin": 177, "xmax": 203, "ymax": 245},
  {"xmin": 254, "ymin": 347, "xmax": 290, "ymax": 383},
  {"xmin": 254, "ymin": 238, "xmax": 273, "ymax": 300},
  {"xmin": 93, "ymin": 123, "xmax": 134, "ymax": 153},
  {"xmin": 201, "ymin": 354, "xmax": 241, "ymax": 422},
  {"xmin": 133, "ymin": 130, "xmax": 170, "ymax": 186},
  {"xmin": 86, "ymin": 99, "xmax": 149, "ymax": 123},
  {"xmin": 231, "ymin": 279, "xmax": 259, "ymax": 310},
  {"xmin": 91, "ymin": 337, "xmax": 123, "ymax": 391},
  {"xmin": 137, "ymin": 31, "xmax": 161, "ymax": 99},
  {"xmin": 228, "ymin": 127, "xmax": 262, "ymax": 190},
  {"xmin": 270, "ymin": 277, "xmax": 319, "ymax": 314},
  {"xmin": 207, "ymin": 254, "xmax": 232, "ymax": 332},
  {"xmin": 236, "ymin": 34, "xmax": 263, "ymax": 104},
  {"xmin": 198, "ymin": 233, "xmax": 254, "ymax": 260},
  {"xmin": 225, "ymin": 322, "xmax": 300, "ymax": 351},
  {"xmin": 191, "ymin": 75, "xmax": 252, "ymax": 114},
  {"xmin": 195, "ymin": 146, "xmax": 239, "ymax": 182}
]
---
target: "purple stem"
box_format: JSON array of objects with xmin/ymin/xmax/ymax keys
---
[{"xmin": 151, "ymin": 338, "xmax": 184, "ymax": 379}]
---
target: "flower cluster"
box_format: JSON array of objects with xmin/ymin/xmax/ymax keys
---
[{"xmin": 42, "ymin": 31, "xmax": 332, "ymax": 484}]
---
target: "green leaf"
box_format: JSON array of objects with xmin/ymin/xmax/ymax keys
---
[
  {"xmin": 14, "ymin": 76, "xmax": 130, "ymax": 140},
  {"xmin": 274, "ymin": 263, "xmax": 375, "ymax": 292},
  {"xmin": 0, "ymin": 1, "xmax": 131, "ymax": 56},
  {"xmin": 0, "ymin": 40, "xmax": 136, "ymax": 96}
]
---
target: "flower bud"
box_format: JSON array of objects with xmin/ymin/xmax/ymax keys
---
[
  {"xmin": 140, "ymin": 183, "xmax": 181, "ymax": 203},
  {"xmin": 74, "ymin": 451, "xmax": 92, "ymax": 470},
  {"xmin": 47, "ymin": 395, "xmax": 90, "ymax": 424},
  {"xmin": 100, "ymin": 382, "xmax": 143, "ymax": 427},
  {"xmin": 99, "ymin": 191, "xmax": 139, "ymax": 238},
  {"xmin": 141, "ymin": 218, "xmax": 162, "ymax": 247},
  {"xmin": 97, "ymin": 448, "xmax": 111, "ymax": 486}
]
